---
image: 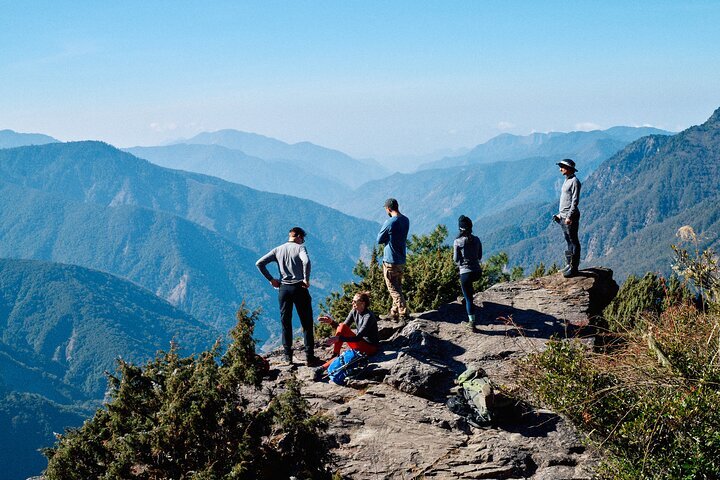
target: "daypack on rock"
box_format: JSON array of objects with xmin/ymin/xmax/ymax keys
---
[
  {"xmin": 327, "ymin": 349, "xmax": 368, "ymax": 386},
  {"xmin": 448, "ymin": 365, "xmax": 494, "ymax": 427}
]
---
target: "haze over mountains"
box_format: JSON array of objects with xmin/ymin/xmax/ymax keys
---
[
  {"xmin": 419, "ymin": 126, "xmax": 672, "ymax": 170},
  {"xmin": 328, "ymin": 126, "xmax": 674, "ymax": 232},
  {"xmin": 0, "ymin": 129, "xmax": 58, "ymax": 149}
]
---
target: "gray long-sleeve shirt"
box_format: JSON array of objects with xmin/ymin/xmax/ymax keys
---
[
  {"xmin": 453, "ymin": 235, "xmax": 482, "ymax": 275},
  {"xmin": 255, "ymin": 241, "xmax": 311, "ymax": 285},
  {"xmin": 340, "ymin": 309, "xmax": 380, "ymax": 345},
  {"xmin": 559, "ymin": 175, "xmax": 581, "ymax": 219}
]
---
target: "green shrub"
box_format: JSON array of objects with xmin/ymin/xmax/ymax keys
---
[
  {"xmin": 602, "ymin": 273, "xmax": 694, "ymax": 332},
  {"xmin": 44, "ymin": 307, "xmax": 332, "ymax": 479},
  {"xmin": 521, "ymin": 241, "xmax": 720, "ymax": 479},
  {"xmin": 318, "ymin": 225, "xmax": 523, "ymax": 336}
]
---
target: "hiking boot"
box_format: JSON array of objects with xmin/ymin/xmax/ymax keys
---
[
  {"xmin": 312, "ymin": 366, "xmax": 326, "ymax": 382},
  {"xmin": 282, "ymin": 352, "xmax": 293, "ymax": 365},
  {"xmin": 563, "ymin": 251, "xmax": 580, "ymax": 278},
  {"xmin": 561, "ymin": 250, "xmax": 573, "ymax": 274},
  {"xmin": 305, "ymin": 354, "xmax": 322, "ymax": 367}
]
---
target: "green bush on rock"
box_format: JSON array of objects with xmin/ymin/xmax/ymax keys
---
[
  {"xmin": 520, "ymin": 239, "xmax": 720, "ymax": 479},
  {"xmin": 43, "ymin": 305, "xmax": 333, "ymax": 480}
]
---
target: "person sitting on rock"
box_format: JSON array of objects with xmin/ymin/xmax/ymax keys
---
[{"xmin": 314, "ymin": 291, "xmax": 380, "ymax": 380}]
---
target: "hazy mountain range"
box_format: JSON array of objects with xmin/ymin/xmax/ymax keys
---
[
  {"xmin": 170, "ymin": 129, "xmax": 390, "ymax": 187},
  {"xmin": 0, "ymin": 129, "xmax": 58, "ymax": 149},
  {"xmin": 419, "ymin": 126, "xmax": 672, "ymax": 170},
  {"xmin": 125, "ymin": 143, "xmax": 348, "ymax": 205},
  {"xmin": 328, "ymin": 127, "xmax": 673, "ymax": 232}
]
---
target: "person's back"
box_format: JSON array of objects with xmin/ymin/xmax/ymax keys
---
[
  {"xmin": 377, "ymin": 198, "xmax": 410, "ymax": 320},
  {"xmin": 378, "ymin": 213, "xmax": 410, "ymax": 264},
  {"xmin": 453, "ymin": 234, "xmax": 482, "ymax": 274},
  {"xmin": 261, "ymin": 241, "xmax": 311, "ymax": 285}
]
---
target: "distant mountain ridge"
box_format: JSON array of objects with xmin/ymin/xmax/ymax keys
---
[
  {"xmin": 174, "ymin": 129, "xmax": 389, "ymax": 188},
  {"xmin": 419, "ymin": 126, "xmax": 673, "ymax": 170},
  {"xmin": 331, "ymin": 126, "xmax": 668, "ymax": 233},
  {"xmin": 0, "ymin": 129, "xmax": 58, "ymax": 148},
  {"xmin": 125, "ymin": 143, "xmax": 347, "ymax": 205}
]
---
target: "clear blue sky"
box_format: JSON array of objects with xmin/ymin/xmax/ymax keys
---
[{"xmin": 2, "ymin": 1, "xmax": 719, "ymax": 158}]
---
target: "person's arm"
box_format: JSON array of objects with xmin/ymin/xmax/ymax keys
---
[
  {"xmin": 377, "ymin": 218, "xmax": 391, "ymax": 245},
  {"xmin": 477, "ymin": 238, "xmax": 483, "ymax": 263},
  {"xmin": 255, "ymin": 249, "xmax": 278, "ymax": 285},
  {"xmin": 337, "ymin": 311, "xmax": 359, "ymax": 342},
  {"xmin": 453, "ymin": 240, "xmax": 461, "ymax": 265},
  {"xmin": 299, "ymin": 245, "xmax": 311, "ymax": 287},
  {"xmin": 565, "ymin": 178, "xmax": 581, "ymax": 222}
]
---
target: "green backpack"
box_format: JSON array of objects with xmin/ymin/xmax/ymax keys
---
[{"xmin": 455, "ymin": 366, "xmax": 494, "ymax": 426}]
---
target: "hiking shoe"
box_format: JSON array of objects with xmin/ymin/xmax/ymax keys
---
[
  {"xmin": 312, "ymin": 366, "xmax": 326, "ymax": 382},
  {"xmin": 305, "ymin": 354, "xmax": 322, "ymax": 367}
]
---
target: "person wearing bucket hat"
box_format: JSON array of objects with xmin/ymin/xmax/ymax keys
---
[
  {"xmin": 453, "ymin": 215, "xmax": 482, "ymax": 328},
  {"xmin": 377, "ymin": 197, "xmax": 410, "ymax": 320},
  {"xmin": 553, "ymin": 159, "xmax": 582, "ymax": 277}
]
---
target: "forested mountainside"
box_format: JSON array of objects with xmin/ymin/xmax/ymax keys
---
[{"xmin": 0, "ymin": 258, "xmax": 218, "ymax": 479}]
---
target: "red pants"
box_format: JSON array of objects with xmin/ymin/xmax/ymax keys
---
[{"xmin": 323, "ymin": 323, "xmax": 378, "ymax": 369}]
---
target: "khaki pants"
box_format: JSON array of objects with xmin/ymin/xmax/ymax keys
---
[{"xmin": 383, "ymin": 262, "xmax": 407, "ymax": 317}]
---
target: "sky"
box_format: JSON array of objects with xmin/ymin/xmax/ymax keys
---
[{"xmin": 2, "ymin": 1, "xmax": 720, "ymax": 161}]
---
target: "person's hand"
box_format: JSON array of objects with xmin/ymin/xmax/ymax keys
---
[
  {"xmin": 302, "ymin": 280, "xmax": 310, "ymax": 288},
  {"xmin": 270, "ymin": 278, "xmax": 280, "ymax": 288},
  {"xmin": 318, "ymin": 316, "xmax": 333, "ymax": 325},
  {"xmin": 324, "ymin": 336, "xmax": 339, "ymax": 347},
  {"xmin": 564, "ymin": 217, "xmax": 572, "ymax": 225}
]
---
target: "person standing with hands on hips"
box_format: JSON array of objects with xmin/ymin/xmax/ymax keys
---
[
  {"xmin": 377, "ymin": 198, "xmax": 410, "ymax": 321},
  {"xmin": 256, "ymin": 226, "xmax": 318, "ymax": 365},
  {"xmin": 553, "ymin": 159, "xmax": 582, "ymax": 278}
]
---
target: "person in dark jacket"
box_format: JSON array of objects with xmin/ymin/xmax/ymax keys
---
[
  {"xmin": 314, "ymin": 291, "xmax": 379, "ymax": 379},
  {"xmin": 553, "ymin": 159, "xmax": 582, "ymax": 277},
  {"xmin": 453, "ymin": 215, "xmax": 482, "ymax": 328}
]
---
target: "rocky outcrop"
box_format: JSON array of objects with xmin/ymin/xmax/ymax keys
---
[{"xmin": 265, "ymin": 269, "xmax": 618, "ymax": 479}]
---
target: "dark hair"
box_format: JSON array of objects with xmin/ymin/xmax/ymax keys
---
[
  {"xmin": 353, "ymin": 291, "xmax": 371, "ymax": 306},
  {"xmin": 457, "ymin": 215, "xmax": 473, "ymax": 238},
  {"xmin": 289, "ymin": 226, "xmax": 306, "ymax": 238},
  {"xmin": 384, "ymin": 198, "xmax": 399, "ymax": 210}
]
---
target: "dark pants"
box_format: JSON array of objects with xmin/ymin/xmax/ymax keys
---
[
  {"xmin": 560, "ymin": 217, "xmax": 581, "ymax": 260},
  {"xmin": 278, "ymin": 283, "xmax": 314, "ymax": 357},
  {"xmin": 460, "ymin": 270, "xmax": 482, "ymax": 316}
]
